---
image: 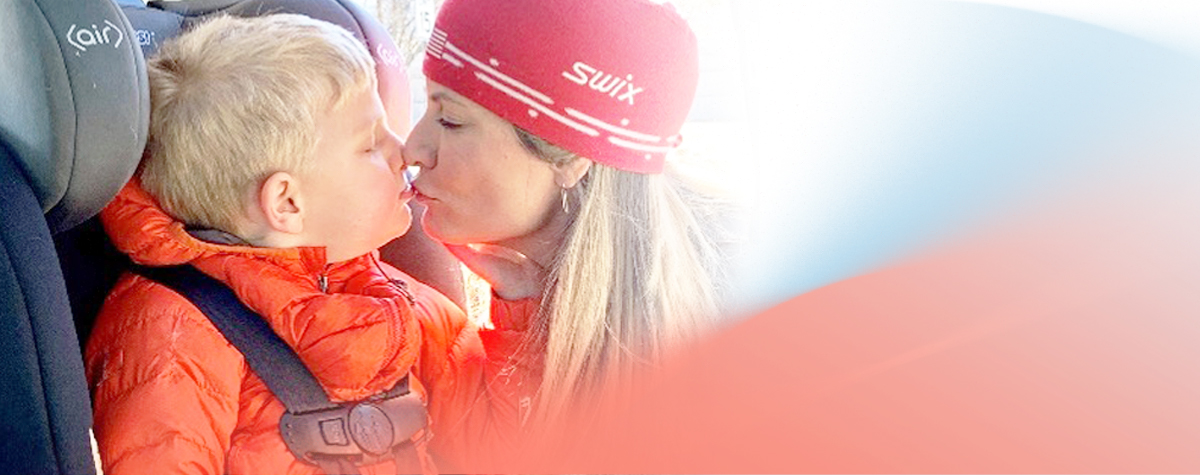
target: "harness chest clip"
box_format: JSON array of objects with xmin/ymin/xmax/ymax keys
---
[{"xmin": 280, "ymin": 377, "xmax": 428, "ymax": 472}]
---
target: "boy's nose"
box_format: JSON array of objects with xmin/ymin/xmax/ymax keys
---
[
  {"xmin": 384, "ymin": 132, "xmax": 407, "ymax": 175},
  {"xmin": 389, "ymin": 149, "xmax": 406, "ymax": 176}
]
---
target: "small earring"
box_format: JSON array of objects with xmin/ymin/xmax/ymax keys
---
[{"xmin": 560, "ymin": 186, "xmax": 570, "ymax": 214}]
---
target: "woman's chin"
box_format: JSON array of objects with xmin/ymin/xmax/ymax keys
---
[
  {"xmin": 420, "ymin": 211, "xmax": 511, "ymax": 247},
  {"xmin": 420, "ymin": 213, "xmax": 457, "ymax": 244}
]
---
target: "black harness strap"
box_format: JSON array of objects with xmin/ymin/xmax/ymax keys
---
[
  {"xmin": 131, "ymin": 265, "xmax": 429, "ymax": 475},
  {"xmin": 133, "ymin": 264, "xmax": 338, "ymax": 413}
]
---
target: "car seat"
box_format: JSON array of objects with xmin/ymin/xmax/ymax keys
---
[
  {"xmin": 0, "ymin": 0, "xmax": 146, "ymax": 472},
  {"xmin": 17, "ymin": 0, "xmax": 461, "ymax": 472}
]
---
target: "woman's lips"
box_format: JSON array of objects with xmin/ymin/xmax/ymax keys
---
[
  {"xmin": 412, "ymin": 185, "xmax": 434, "ymax": 203},
  {"xmin": 401, "ymin": 169, "xmax": 419, "ymax": 202}
]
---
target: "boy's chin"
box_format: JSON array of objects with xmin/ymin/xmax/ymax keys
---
[
  {"xmin": 382, "ymin": 210, "xmax": 416, "ymax": 245},
  {"xmin": 379, "ymin": 200, "xmax": 414, "ymax": 231},
  {"xmin": 393, "ymin": 207, "xmax": 414, "ymax": 239},
  {"xmin": 329, "ymin": 230, "xmax": 414, "ymax": 264}
]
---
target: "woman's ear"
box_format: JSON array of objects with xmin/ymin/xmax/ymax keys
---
[
  {"xmin": 258, "ymin": 171, "xmax": 305, "ymax": 234},
  {"xmin": 554, "ymin": 157, "xmax": 593, "ymax": 189}
]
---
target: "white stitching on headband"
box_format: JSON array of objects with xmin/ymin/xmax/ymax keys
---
[
  {"xmin": 473, "ymin": 72, "xmax": 600, "ymax": 137},
  {"xmin": 565, "ymin": 108, "xmax": 661, "ymax": 143},
  {"xmin": 608, "ymin": 136, "xmax": 671, "ymax": 154},
  {"xmin": 427, "ymin": 29, "xmax": 447, "ymax": 56},
  {"xmin": 445, "ymin": 41, "xmax": 554, "ymax": 105},
  {"xmin": 441, "ymin": 50, "xmax": 464, "ymax": 67},
  {"xmin": 427, "ymin": 43, "xmax": 445, "ymax": 58}
]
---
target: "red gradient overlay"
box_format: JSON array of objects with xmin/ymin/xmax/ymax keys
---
[{"xmin": 475, "ymin": 164, "xmax": 1200, "ymax": 473}]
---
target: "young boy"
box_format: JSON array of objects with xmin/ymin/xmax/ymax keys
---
[{"xmin": 85, "ymin": 14, "xmax": 480, "ymax": 475}]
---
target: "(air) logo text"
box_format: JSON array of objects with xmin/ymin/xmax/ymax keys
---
[{"xmin": 67, "ymin": 20, "xmax": 124, "ymax": 52}]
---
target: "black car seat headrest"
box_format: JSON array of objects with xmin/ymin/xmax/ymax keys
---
[
  {"xmin": 112, "ymin": 0, "xmax": 182, "ymax": 58},
  {"xmin": 1, "ymin": 0, "xmax": 147, "ymax": 234},
  {"xmin": 1, "ymin": 0, "xmax": 143, "ymax": 472}
]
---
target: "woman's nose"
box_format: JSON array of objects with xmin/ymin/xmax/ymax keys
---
[{"xmin": 402, "ymin": 116, "xmax": 437, "ymax": 170}]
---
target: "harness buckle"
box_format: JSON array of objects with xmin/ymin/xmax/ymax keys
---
[{"xmin": 279, "ymin": 377, "xmax": 428, "ymax": 472}]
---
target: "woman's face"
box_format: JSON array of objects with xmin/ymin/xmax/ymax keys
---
[{"xmin": 404, "ymin": 81, "xmax": 563, "ymax": 248}]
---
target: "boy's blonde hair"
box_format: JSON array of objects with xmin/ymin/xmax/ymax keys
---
[{"xmin": 140, "ymin": 14, "xmax": 376, "ymax": 233}]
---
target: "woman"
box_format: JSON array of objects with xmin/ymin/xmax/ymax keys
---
[{"xmin": 406, "ymin": 0, "xmax": 727, "ymax": 455}]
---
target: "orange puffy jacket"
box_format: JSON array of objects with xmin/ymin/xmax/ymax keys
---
[
  {"xmin": 433, "ymin": 294, "xmax": 543, "ymax": 470},
  {"xmin": 85, "ymin": 182, "xmax": 522, "ymax": 474}
]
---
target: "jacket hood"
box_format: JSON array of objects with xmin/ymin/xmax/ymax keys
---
[{"xmin": 100, "ymin": 180, "xmax": 330, "ymax": 276}]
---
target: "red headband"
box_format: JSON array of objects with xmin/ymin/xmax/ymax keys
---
[{"xmin": 423, "ymin": 0, "xmax": 699, "ymax": 174}]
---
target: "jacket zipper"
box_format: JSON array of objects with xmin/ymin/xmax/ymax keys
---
[
  {"xmin": 368, "ymin": 254, "xmax": 416, "ymax": 306},
  {"xmin": 319, "ymin": 258, "xmax": 415, "ymax": 304},
  {"xmin": 392, "ymin": 278, "xmax": 416, "ymax": 306}
]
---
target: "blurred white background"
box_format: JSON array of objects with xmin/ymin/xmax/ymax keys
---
[{"xmin": 358, "ymin": 0, "xmax": 1200, "ymax": 315}]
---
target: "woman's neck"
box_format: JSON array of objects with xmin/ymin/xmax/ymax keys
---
[{"xmin": 497, "ymin": 206, "xmax": 572, "ymax": 270}]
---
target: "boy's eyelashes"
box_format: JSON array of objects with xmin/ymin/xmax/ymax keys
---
[{"xmin": 437, "ymin": 117, "xmax": 463, "ymax": 130}]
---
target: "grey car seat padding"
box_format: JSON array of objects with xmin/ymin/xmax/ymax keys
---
[{"xmin": 0, "ymin": 0, "xmax": 145, "ymax": 471}]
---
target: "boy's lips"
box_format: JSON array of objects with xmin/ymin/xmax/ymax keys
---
[
  {"xmin": 412, "ymin": 184, "xmax": 435, "ymax": 202},
  {"xmin": 401, "ymin": 169, "xmax": 419, "ymax": 201}
]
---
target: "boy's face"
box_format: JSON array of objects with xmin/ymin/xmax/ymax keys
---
[{"xmin": 301, "ymin": 86, "xmax": 413, "ymax": 262}]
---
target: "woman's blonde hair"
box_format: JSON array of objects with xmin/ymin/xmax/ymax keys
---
[
  {"xmin": 140, "ymin": 14, "xmax": 376, "ymax": 233},
  {"xmin": 515, "ymin": 129, "xmax": 729, "ymax": 425}
]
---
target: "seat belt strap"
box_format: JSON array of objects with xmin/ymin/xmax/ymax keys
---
[
  {"xmin": 131, "ymin": 264, "xmax": 339, "ymax": 413},
  {"xmin": 132, "ymin": 265, "xmax": 431, "ymax": 475}
]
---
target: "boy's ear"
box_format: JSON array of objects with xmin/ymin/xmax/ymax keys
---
[
  {"xmin": 553, "ymin": 157, "xmax": 593, "ymax": 189},
  {"xmin": 258, "ymin": 171, "xmax": 305, "ymax": 234}
]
